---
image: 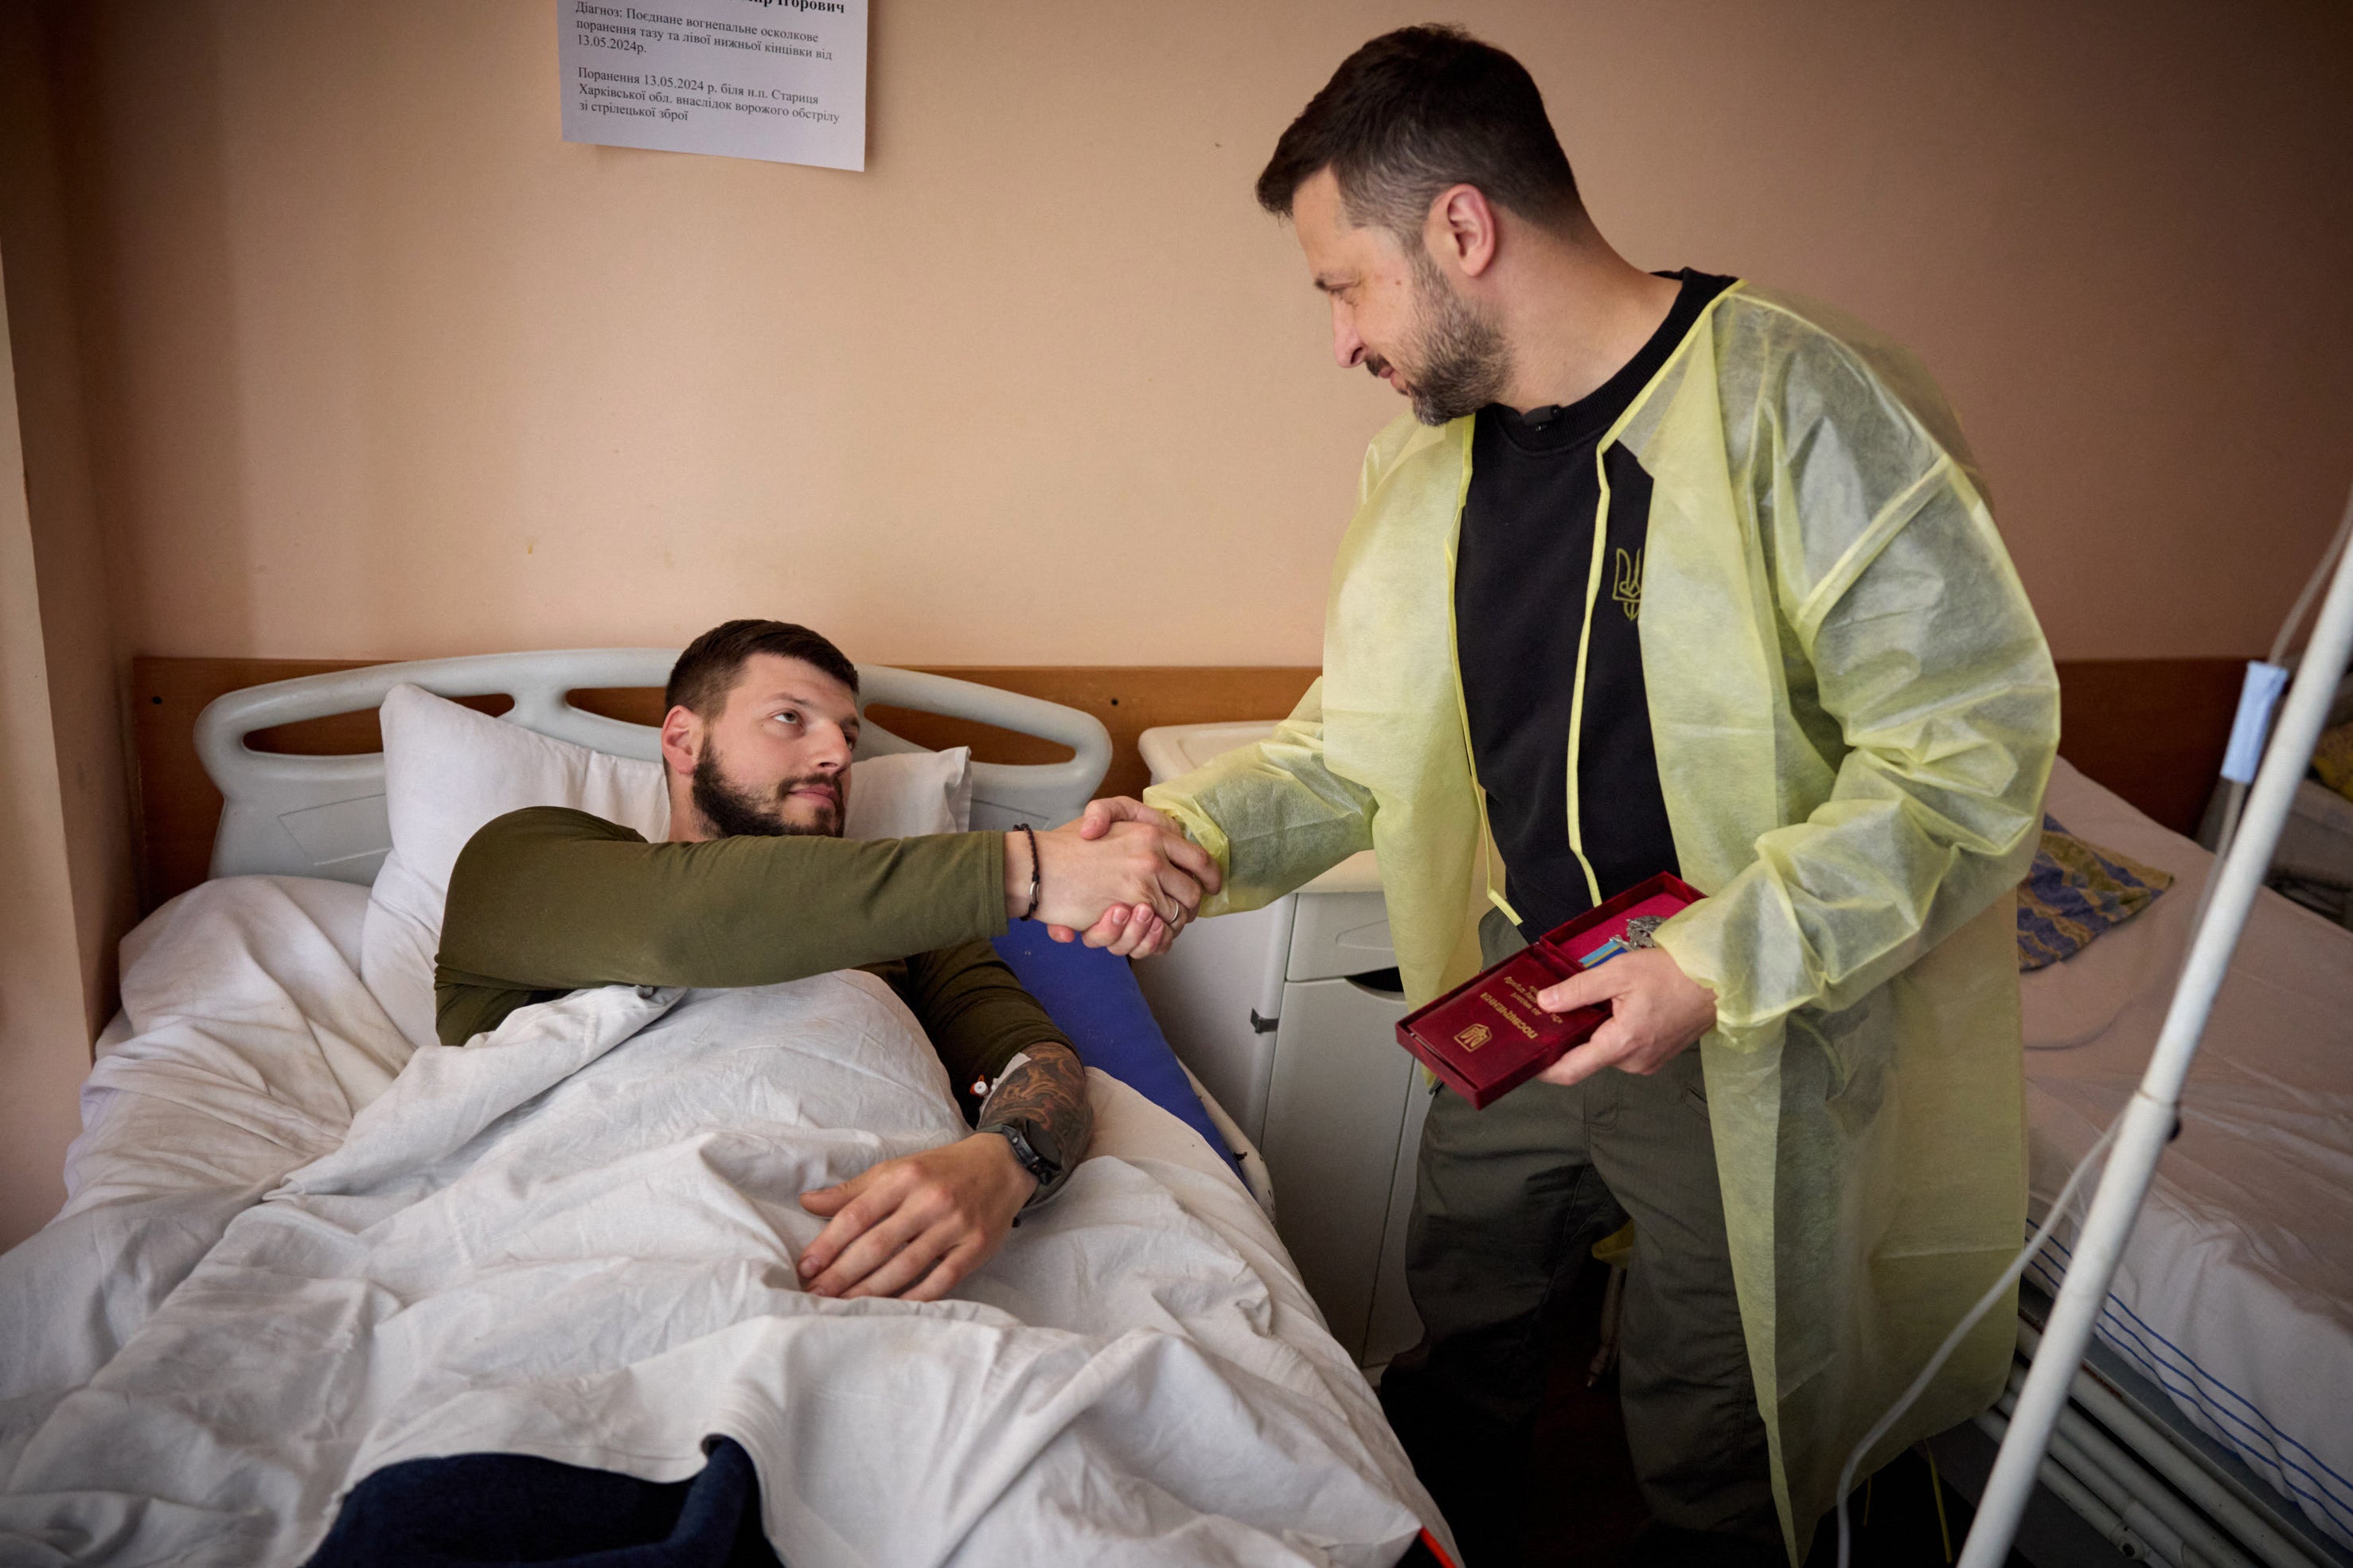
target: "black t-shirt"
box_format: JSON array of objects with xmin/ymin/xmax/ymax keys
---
[{"xmin": 1454, "ymin": 269, "xmax": 1736, "ymax": 939}]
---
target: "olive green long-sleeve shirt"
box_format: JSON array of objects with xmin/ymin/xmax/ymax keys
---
[{"xmin": 433, "ymin": 808, "xmax": 1071, "ymax": 1104}]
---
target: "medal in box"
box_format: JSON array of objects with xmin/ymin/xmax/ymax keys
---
[{"xmin": 1395, "ymin": 872, "xmax": 1704, "ymax": 1108}]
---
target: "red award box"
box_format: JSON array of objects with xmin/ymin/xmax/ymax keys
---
[{"xmin": 1395, "ymin": 872, "xmax": 1704, "ymax": 1109}]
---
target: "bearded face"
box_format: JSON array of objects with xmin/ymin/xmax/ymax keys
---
[
  {"xmin": 1372, "ymin": 250, "xmax": 1512, "ymax": 425},
  {"xmin": 689, "ymin": 738, "xmax": 846, "ymax": 839}
]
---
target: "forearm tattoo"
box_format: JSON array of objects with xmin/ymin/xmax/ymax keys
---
[{"xmin": 977, "ymin": 1041, "xmax": 1093, "ymax": 1206}]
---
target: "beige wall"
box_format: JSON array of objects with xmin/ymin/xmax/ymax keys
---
[
  {"xmin": 0, "ymin": 240, "xmax": 100, "ymax": 1242},
  {"xmin": 37, "ymin": 0, "xmax": 2353, "ymax": 670},
  {"xmin": 2, "ymin": 3, "xmax": 135, "ymax": 1040},
  {"xmin": 1, "ymin": 2, "xmax": 137, "ymax": 1246}
]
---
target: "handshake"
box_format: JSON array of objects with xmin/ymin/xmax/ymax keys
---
[{"xmin": 1001, "ymin": 798, "xmax": 1213, "ymax": 959}]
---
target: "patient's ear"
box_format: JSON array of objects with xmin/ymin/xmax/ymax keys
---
[{"xmin": 658, "ymin": 704, "xmax": 704, "ymax": 778}]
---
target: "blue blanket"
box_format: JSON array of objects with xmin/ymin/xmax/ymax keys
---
[{"xmin": 989, "ymin": 927, "xmax": 1243, "ymax": 1179}]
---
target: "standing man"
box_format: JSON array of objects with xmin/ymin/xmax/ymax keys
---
[{"xmin": 1075, "ymin": 26, "xmax": 2058, "ymax": 1566}]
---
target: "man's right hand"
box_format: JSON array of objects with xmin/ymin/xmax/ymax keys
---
[{"xmin": 1005, "ymin": 813, "xmax": 1219, "ymax": 952}]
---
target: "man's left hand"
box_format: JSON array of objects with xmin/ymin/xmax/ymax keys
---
[
  {"xmin": 1532, "ymin": 948, "xmax": 1716, "ymax": 1088},
  {"xmin": 1044, "ymin": 798, "xmax": 1214, "ymax": 959},
  {"xmin": 797, "ymin": 1134, "xmax": 1036, "ymax": 1301},
  {"xmin": 1051, "ymin": 901, "xmax": 1178, "ymax": 959}
]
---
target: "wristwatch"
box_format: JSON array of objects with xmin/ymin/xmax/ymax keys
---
[{"xmin": 979, "ymin": 1115, "xmax": 1066, "ymax": 1199}]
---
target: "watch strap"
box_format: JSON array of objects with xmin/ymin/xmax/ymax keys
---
[{"xmin": 979, "ymin": 1117, "xmax": 1067, "ymax": 1207}]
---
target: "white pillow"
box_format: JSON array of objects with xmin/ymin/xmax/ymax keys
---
[
  {"xmin": 358, "ymin": 683, "xmax": 973, "ymax": 1049},
  {"xmin": 845, "ymin": 746, "xmax": 974, "ymax": 840}
]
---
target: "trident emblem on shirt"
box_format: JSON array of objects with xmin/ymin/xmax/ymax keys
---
[{"xmin": 1612, "ymin": 547, "xmax": 1644, "ymax": 621}]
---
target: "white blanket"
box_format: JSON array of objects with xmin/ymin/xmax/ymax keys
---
[{"xmin": 0, "ymin": 879, "xmax": 1438, "ymax": 1566}]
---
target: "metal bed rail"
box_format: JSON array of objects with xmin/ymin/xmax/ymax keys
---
[
  {"xmin": 193, "ymin": 650, "xmax": 1114, "ymax": 884},
  {"xmin": 1953, "ymin": 1304, "xmax": 2351, "ymax": 1568}
]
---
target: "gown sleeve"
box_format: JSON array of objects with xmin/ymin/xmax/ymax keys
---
[
  {"xmin": 1141, "ymin": 677, "xmax": 1379, "ymax": 919},
  {"xmin": 1654, "ymin": 338, "xmax": 2060, "ymax": 1034}
]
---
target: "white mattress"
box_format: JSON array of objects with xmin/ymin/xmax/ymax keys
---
[{"xmin": 2023, "ymin": 759, "xmax": 2353, "ymax": 1549}]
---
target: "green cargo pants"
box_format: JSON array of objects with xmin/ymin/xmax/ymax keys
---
[{"xmin": 1379, "ymin": 909, "xmax": 1778, "ymax": 1554}]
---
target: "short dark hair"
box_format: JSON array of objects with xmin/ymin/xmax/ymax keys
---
[
  {"xmin": 665, "ymin": 619, "xmax": 859, "ymax": 718},
  {"xmin": 1255, "ymin": 25, "xmax": 1581, "ymax": 243}
]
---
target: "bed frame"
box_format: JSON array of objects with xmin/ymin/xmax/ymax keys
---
[
  {"xmin": 189, "ymin": 650, "xmax": 1283, "ymax": 1213},
  {"xmin": 194, "ymin": 651, "xmax": 1114, "ymax": 884},
  {"xmin": 139, "ymin": 653, "xmax": 2255, "ymax": 910},
  {"xmin": 1930, "ymin": 1289, "xmax": 2352, "ymax": 1568}
]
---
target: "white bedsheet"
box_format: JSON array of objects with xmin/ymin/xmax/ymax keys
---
[
  {"xmin": 2023, "ymin": 759, "xmax": 2353, "ymax": 1549},
  {"xmin": 0, "ymin": 876, "xmax": 1441, "ymax": 1566}
]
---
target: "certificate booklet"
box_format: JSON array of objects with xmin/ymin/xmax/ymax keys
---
[{"xmin": 1395, "ymin": 872, "xmax": 1704, "ymax": 1109}]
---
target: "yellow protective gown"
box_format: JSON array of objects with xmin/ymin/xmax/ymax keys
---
[{"xmin": 1144, "ymin": 283, "xmax": 2059, "ymax": 1562}]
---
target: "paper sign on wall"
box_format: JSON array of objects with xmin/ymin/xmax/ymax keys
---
[{"xmin": 558, "ymin": 0, "xmax": 867, "ymax": 171}]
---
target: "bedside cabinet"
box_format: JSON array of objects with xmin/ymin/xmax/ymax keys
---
[{"xmin": 1133, "ymin": 721, "xmax": 1431, "ymax": 1370}]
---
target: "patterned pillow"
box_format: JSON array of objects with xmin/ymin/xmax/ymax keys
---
[
  {"xmin": 2017, "ymin": 814, "xmax": 2175, "ymax": 971},
  {"xmin": 2313, "ymin": 721, "xmax": 2353, "ymax": 802}
]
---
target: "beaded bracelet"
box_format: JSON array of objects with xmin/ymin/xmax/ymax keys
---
[{"xmin": 1017, "ymin": 823, "xmax": 1041, "ymax": 921}]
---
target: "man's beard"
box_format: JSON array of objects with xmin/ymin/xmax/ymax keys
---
[
  {"xmin": 691, "ymin": 745, "xmax": 844, "ymax": 839},
  {"xmin": 1374, "ymin": 252, "xmax": 1512, "ymax": 426}
]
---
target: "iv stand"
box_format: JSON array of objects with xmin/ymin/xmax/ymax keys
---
[{"xmin": 1956, "ymin": 525, "xmax": 2353, "ymax": 1568}]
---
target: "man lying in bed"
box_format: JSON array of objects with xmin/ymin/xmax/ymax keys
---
[{"xmin": 433, "ymin": 617, "xmax": 1220, "ymax": 1305}]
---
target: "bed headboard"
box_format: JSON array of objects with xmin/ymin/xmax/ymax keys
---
[{"xmin": 193, "ymin": 650, "xmax": 1113, "ymax": 885}]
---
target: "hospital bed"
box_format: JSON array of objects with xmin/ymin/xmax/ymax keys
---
[
  {"xmin": 1930, "ymin": 757, "xmax": 2353, "ymax": 1568},
  {"xmin": 0, "ymin": 651, "xmax": 1444, "ymax": 1567}
]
